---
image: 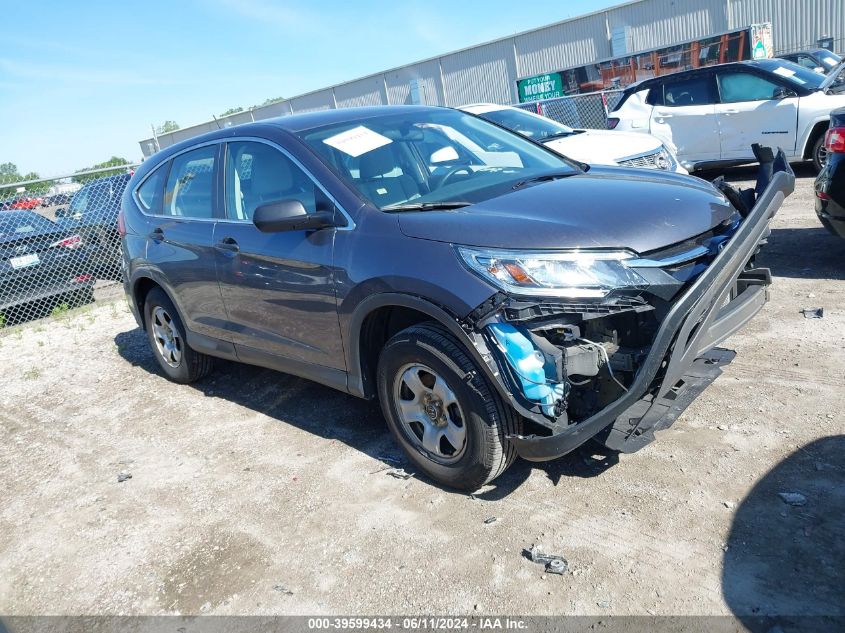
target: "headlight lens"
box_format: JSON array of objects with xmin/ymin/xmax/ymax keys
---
[
  {"xmin": 656, "ymin": 146, "xmax": 676, "ymax": 171},
  {"xmin": 457, "ymin": 247, "xmax": 648, "ymax": 298}
]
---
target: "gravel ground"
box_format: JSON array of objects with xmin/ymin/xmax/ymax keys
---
[{"xmin": 0, "ymin": 167, "xmax": 843, "ymax": 618}]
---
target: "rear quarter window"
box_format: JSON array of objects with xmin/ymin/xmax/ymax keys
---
[{"xmin": 161, "ymin": 146, "xmax": 217, "ymax": 218}]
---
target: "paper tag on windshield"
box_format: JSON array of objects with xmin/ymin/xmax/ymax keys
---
[
  {"xmin": 772, "ymin": 66, "xmax": 796, "ymax": 78},
  {"xmin": 323, "ymin": 125, "xmax": 392, "ymax": 157}
]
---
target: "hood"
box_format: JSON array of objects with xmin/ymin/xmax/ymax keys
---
[
  {"xmin": 543, "ymin": 129, "xmax": 663, "ymax": 166},
  {"xmin": 821, "ymin": 63, "xmax": 845, "ymax": 90},
  {"xmin": 397, "ymin": 168, "xmax": 735, "ymax": 253}
]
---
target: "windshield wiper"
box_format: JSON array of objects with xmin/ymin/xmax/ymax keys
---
[
  {"xmin": 382, "ymin": 201, "xmax": 472, "ymax": 212},
  {"xmin": 541, "ymin": 129, "xmax": 585, "ymax": 141},
  {"xmin": 511, "ymin": 170, "xmax": 580, "ymax": 190}
]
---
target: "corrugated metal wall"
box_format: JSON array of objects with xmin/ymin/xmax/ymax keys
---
[
  {"xmin": 334, "ymin": 76, "xmax": 386, "ymax": 108},
  {"xmin": 515, "ymin": 12, "xmax": 610, "ymax": 79},
  {"xmin": 728, "ymin": 0, "xmax": 845, "ymax": 53},
  {"xmin": 384, "ymin": 59, "xmax": 444, "ymax": 105},
  {"xmin": 140, "ymin": 0, "xmax": 845, "ymax": 156},
  {"xmin": 608, "ymin": 0, "xmax": 729, "ymax": 52},
  {"xmin": 440, "ymin": 39, "xmax": 518, "ymax": 106}
]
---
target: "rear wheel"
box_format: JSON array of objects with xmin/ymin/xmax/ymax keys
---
[
  {"xmin": 812, "ymin": 133, "xmax": 828, "ymax": 173},
  {"xmin": 144, "ymin": 287, "xmax": 212, "ymax": 383},
  {"xmin": 377, "ymin": 322, "xmax": 521, "ymax": 491}
]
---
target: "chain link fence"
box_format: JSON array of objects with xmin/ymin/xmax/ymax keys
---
[
  {"xmin": 514, "ymin": 89, "xmax": 624, "ymax": 130},
  {"xmin": 0, "ymin": 165, "xmax": 136, "ymax": 327}
]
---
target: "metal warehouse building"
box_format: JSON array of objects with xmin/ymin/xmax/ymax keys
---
[{"xmin": 139, "ymin": 0, "xmax": 844, "ymax": 156}]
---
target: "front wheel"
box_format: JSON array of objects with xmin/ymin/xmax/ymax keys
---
[{"xmin": 377, "ymin": 322, "xmax": 521, "ymax": 491}]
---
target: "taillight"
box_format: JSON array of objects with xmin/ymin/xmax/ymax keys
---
[
  {"xmin": 607, "ymin": 117, "xmax": 620, "ymax": 130},
  {"xmin": 824, "ymin": 126, "xmax": 845, "ymax": 153},
  {"xmin": 51, "ymin": 235, "xmax": 82, "ymax": 249},
  {"xmin": 117, "ymin": 209, "xmax": 126, "ymax": 237}
]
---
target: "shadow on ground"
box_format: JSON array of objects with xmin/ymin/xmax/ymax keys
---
[
  {"xmin": 114, "ymin": 327, "xmax": 616, "ymax": 496},
  {"xmin": 758, "ymin": 227, "xmax": 845, "ymax": 281},
  {"xmin": 723, "ymin": 435, "xmax": 845, "ymax": 632}
]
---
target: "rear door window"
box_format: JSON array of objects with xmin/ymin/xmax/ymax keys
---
[
  {"xmin": 162, "ymin": 146, "xmax": 217, "ymax": 218},
  {"xmin": 658, "ymin": 75, "xmax": 717, "ymax": 107}
]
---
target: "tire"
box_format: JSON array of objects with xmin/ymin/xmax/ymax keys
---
[
  {"xmin": 812, "ymin": 133, "xmax": 828, "ymax": 173},
  {"xmin": 377, "ymin": 322, "xmax": 521, "ymax": 491},
  {"xmin": 144, "ymin": 287, "xmax": 213, "ymax": 383}
]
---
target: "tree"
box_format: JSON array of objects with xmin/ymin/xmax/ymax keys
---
[
  {"xmin": 0, "ymin": 163, "xmax": 51, "ymax": 196},
  {"xmin": 0, "ymin": 162, "xmax": 20, "ymax": 184},
  {"xmin": 156, "ymin": 120, "xmax": 180, "ymax": 135},
  {"xmin": 72, "ymin": 156, "xmax": 132, "ymax": 184},
  {"xmin": 258, "ymin": 96, "xmax": 285, "ymax": 108},
  {"xmin": 220, "ymin": 106, "xmax": 244, "ymax": 117}
]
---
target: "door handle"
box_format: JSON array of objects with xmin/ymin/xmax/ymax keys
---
[
  {"xmin": 722, "ymin": 109, "xmax": 740, "ymax": 115},
  {"xmin": 215, "ymin": 236, "xmax": 240, "ymax": 254},
  {"xmin": 655, "ymin": 113, "xmax": 673, "ymax": 121},
  {"xmin": 148, "ymin": 227, "xmax": 164, "ymax": 242}
]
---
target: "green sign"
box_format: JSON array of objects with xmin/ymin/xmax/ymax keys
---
[{"xmin": 517, "ymin": 73, "xmax": 564, "ymax": 102}]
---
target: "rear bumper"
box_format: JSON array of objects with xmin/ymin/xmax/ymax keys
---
[
  {"xmin": 814, "ymin": 157, "xmax": 845, "ymax": 238},
  {"xmin": 509, "ymin": 154, "xmax": 794, "ymax": 461}
]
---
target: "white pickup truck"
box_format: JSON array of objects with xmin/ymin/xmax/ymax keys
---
[{"xmin": 608, "ymin": 59, "xmax": 845, "ymax": 172}]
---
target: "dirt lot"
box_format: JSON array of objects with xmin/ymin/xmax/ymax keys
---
[{"xmin": 0, "ymin": 167, "xmax": 843, "ymax": 618}]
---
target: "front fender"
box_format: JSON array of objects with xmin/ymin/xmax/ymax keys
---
[{"xmin": 344, "ymin": 292, "xmax": 513, "ymax": 405}]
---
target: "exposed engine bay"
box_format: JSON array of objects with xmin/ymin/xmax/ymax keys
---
[
  {"xmin": 474, "ymin": 293, "xmax": 661, "ymax": 431},
  {"xmin": 463, "ymin": 160, "xmax": 770, "ymax": 434}
]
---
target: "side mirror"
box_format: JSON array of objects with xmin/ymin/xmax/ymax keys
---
[
  {"xmin": 773, "ymin": 86, "xmax": 796, "ymax": 100},
  {"xmin": 253, "ymin": 199, "xmax": 336, "ymax": 233}
]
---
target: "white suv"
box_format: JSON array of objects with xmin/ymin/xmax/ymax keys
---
[
  {"xmin": 609, "ymin": 59, "xmax": 845, "ymax": 172},
  {"xmin": 460, "ymin": 103, "xmax": 687, "ymax": 174}
]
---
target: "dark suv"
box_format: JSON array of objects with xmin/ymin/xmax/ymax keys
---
[
  {"xmin": 121, "ymin": 106, "xmax": 793, "ymax": 491},
  {"xmin": 57, "ymin": 172, "xmax": 131, "ymax": 278}
]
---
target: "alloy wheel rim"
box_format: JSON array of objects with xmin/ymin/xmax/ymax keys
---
[
  {"xmin": 817, "ymin": 143, "xmax": 828, "ymax": 169},
  {"xmin": 152, "ymin": 306, "xmax": 182, "ymax": 368},
  {"xmin": 393, "ymin": 363, "xmax": 467, "ymax": 464}
]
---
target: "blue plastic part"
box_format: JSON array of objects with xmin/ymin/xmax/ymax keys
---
[{"xmin": 487, "ymin": 322, "xmax": 565, "ymax": 416}]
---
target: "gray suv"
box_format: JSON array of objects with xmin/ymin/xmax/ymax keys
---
[{"xmin": 120, "ymin": 106, "xmax": 793, "ymax": 491}]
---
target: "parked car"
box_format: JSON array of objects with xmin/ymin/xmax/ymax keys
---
[
  {"xmin": 814, "ymin": 106, "xmax": 845, "ymax": 237},
  {"xmin": 121, "ymin": 106, "xmax": 793, "ymax": 491},
  {"xmin": 0, "ymin": 211, "xmax": 95, "ymax": 315},
  {"xmin": 460, "ymin": 103, "xmax": 687, "ymax": 173},
  {"xmin": 56, "ymin": 173, "xmax": 131, "ymax": 278},
  {"xmin": 42, "ymin": 192, "xmax": 72, "ymax": 207},
  {"xmin": 7, "ymin": 195, "xmax": 43, "ymax": 210},
  {"xmin": 609, "ymin": 59, "xmax": 845, "ymax": 172},
  {"xmin": 777, "ymin": 49, "xmax": 842, "ymax": 74}
]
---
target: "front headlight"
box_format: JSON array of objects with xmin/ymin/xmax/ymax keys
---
[
  {"xmin": 457, "ymin": 247, "xmax": 648, "ymax": 298},
  {"xmin": 656, "ymin": 146, "xmax": 677, "ymax": 171}
]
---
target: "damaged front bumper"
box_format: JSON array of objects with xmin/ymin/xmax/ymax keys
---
[{"xmin": 476, "ymin": 149, "xmax": 795, "ymax": 461}]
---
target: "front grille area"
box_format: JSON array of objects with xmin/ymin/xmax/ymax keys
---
[
  {"xmin": 617, "ymin": 151, "xmax": 663, "ymax": 169},
  {"xmin": 634, "ymin": 216, "xmax": 742, "ymax": 283}
]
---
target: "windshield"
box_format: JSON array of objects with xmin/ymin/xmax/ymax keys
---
[
  {"xmin": 298, "ymin": 109, "xmax": 579, "ymax": 210},
  {"xmin": 819, "ymin": 51, "xmax": 842, "ymax": 70},
  {"xmin": 757, "ymin": 59, "xmax": 826, "ymax": 90},
  {"xmin": 475, "ymin": 107, "xmax": 575, "ymax": 141}
]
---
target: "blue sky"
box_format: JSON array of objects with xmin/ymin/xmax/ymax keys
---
[{"xmin": 0, "ymin": 0, "xmax": 619, "ymax": 176}]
